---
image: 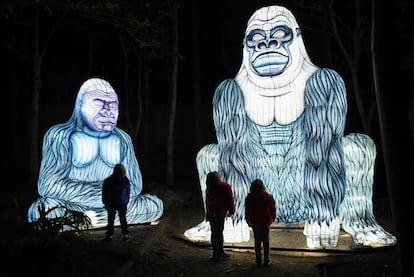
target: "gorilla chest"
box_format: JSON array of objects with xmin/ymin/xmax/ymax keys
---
[{"xmin": 70, "ymin": 132, "xmax": 121, "ymax": 167}]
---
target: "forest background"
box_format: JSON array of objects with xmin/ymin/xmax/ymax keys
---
[{"xmin": 1, "ymin": 0, "xmax": 413, "ymax": 275}]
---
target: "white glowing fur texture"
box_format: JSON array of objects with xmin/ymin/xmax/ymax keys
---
[
  {"xmin": 28, "ymin": 78, "xmax": 164, "ymax": 229},
  {"xmin": 184, "ymin": 5, "xmax": 396, "ymax": 249}
]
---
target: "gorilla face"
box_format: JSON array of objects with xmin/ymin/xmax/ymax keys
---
[
  {"xmin": 237, "ymin": 6, "xmax": 314, "ymax": 92},
  {"xmin": 245, "ymin": 25, "xmax": 293, "ymax": 77},
  {"xmin": 80, "ymin": 89, "xmax": 119, "ymax": 133}
]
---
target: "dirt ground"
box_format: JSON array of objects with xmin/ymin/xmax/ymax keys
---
[
  {"xmin": 3, "ymin": 186, "xmax": 399, "ymax": 277},
  {"xmin": 132, "ymin": 188, "xmax": 399, "ymax": 277}
]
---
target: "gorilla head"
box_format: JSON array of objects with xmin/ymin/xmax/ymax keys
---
[
  {"xmin": 238, "ymin": 5, "xmax": 315, "ymax": 93},
  {"xmin": 74, "ymin": 78, "xmax": 119, "ymax": 136}
]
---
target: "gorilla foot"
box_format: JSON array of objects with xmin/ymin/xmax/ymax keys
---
[
  {"xmin": 343, "ymin": 222, "xmax": 397, "ymax": 247},
  {"xmin": 183, "ymin": 220, "xmax": 211, "ymax": 242},
  {"xmin": 184, "ymin": 219, "xmax": 251, "ymax": 243},
  {"xmin": 303, "ymin": 218, "xmax": 341, "ymax": 248}
]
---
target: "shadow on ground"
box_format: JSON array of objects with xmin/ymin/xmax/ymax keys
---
[{"xmin": 1, "ymin": 188, "xmax": 399, "ymax": 277}]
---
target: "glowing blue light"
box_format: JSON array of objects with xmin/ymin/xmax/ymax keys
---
[
  {"xmin": 184, "ymin": 5, "xmax": 396, "ymax": 248},
  {"xmin": 28, "ymin": 78, "xmax": 163, "ymax": 230}
]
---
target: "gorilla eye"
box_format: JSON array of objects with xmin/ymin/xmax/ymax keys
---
[
  {"xmin": 108, "ymin": 102, "xmax": 118, "ymax": 109},
  {"xmin": 92, "ymin": 99, "xmax": 104, "ymax": 108},
  {"xmin": 252, "ymin": 33, "xmax": 264, "ymax": 42},
  {"xmin": 274, "ymin": 30, "xmax": 286, "ymax": 39}
]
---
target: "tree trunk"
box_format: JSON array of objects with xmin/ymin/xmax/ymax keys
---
[
  {"xmin": 133, "ymin": 54, "xmax": 143, "ymax": 148},
  {"xmin": 142, "ymin": 55, "xmax": 151, "ymax": 177},
  {"xmin": 191, "ymin": 2, "xmax": 201, "ymax": 148},
  {"xmin": 29, "ymin": 4, "xmax": 41, "ymax": 186},
  {"xmin": 29, "ymin": 4, "xmax": 65, "ymax": 186},
  {"xmin": 327, "ymin": 0, "xmax": 370, "ymax": 133},
  {"xmin": 371, "ymin": 0, "xmax": 414, "ymax": 276},
  {"xmin": 167, "ymin": 6, "xmax": 178, "ymax": 187}
]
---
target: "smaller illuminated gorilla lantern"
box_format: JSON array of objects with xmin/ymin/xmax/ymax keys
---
[
  {"xmin": 28, "ymin": 78, "xmax": 163, "ymax": 229},
  {"xmin": 184, "ymin": 5, "xmax": 396, "ymax": 248}
]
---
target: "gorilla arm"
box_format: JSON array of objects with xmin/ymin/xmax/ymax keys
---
[
  {"xmin": 184, "ymin": 79, "xmax": 261, "ymax": 243},
  {"xmin": 36, "ymin": 124, "xmax": 103, "ymax": 206},
  {"xmin": 114, "ymin": 128, "xmax": 165, "ymax": 224},
  {"xmin": 303, "ymin": 68, "xmax": 347, "ymax": 248},
  {"xmin": 112, "ymin": 128, "xmax": 143, "ymax": 196},
  {"xmin": 213, "ymin": 79, "xmax": 266, "ymax": 223}
]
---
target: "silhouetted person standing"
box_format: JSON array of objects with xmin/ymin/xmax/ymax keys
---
[
  {"xmin": 102, "ymin": 164, "xmax": 133, "ymax": 242},
  {"xmin": 205, "ymin": 171, "xmax": 236, "ymax": 260},
  {"xmin": 245, "ymin": 179, "xmax": 276, "ymax": 267}
]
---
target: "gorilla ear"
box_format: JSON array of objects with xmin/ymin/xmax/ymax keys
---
[{"xmin": 296, "ymin": 27, "xmax": 301, "ymax": 36}]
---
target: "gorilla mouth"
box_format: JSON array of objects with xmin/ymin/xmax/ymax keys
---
[
  {"xmin": 252, "ymin": 53, "xmax": 288, "ymax": 68},
  {"xmin": 99, "ymin": 118, "xmax": 116, "ymax": 123},
  {"xmin": 100, "ymin": 122, "xmax": 116, "ymax": 127},
  {"xmin": 97, "ymin": 122, "xmax": 116, "ymax": 132},
  {"xmin": 96, "ymin": 119, "xmax": 117, "ymax": 128}
]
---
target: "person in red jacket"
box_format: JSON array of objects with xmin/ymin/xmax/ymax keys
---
[
  {"xmin": 205, "ymin": 171, "xmax": 236, "ymax": 260},
  {"xmin": 245, "ymin": 179, "xmax": 276, "ymax": 267}
]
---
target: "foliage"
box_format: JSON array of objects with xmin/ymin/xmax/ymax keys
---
[
  {"xmin": 31, "ymin": 204, "xmax": 92, "ymax": 237},
  {"xmin": 51, "ymin": 0, "xmax": 177, "ymax": 56},
  {"xmin": 0, "ymin": 193, "xmax": 90, "ymax": 263}
]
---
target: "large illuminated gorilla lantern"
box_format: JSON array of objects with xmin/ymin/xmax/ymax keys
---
[
  {"xmin": 184, "ymin": 5, "xmax": 396, "ymax": 248},
  {"xmin": 28, "ymin": 78, "xmax": 163, "ymax": 229}
]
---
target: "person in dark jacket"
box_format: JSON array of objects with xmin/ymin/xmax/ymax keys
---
[
  {"xmin": 102, "ymin": 164, "xmax": 132, "ymax": 242},
  {"xmin": 205, "ymin": 171, "xmax": 236, "ymax": 260},
  {"xmin": 245, "ymin": 179, "xmax": 276, "ymax": 267}
]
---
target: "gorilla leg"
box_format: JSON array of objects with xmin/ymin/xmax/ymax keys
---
[
  {"xmin": 183, "ymin": 144, "xmax": 250, "ymax": 243},
  {"xmin": 184, "ymin": 144, "xmax": 218, "ymax": 241},
  {"xmin": 86, "ymin": 194, "xmax": 164, "ymax": 228},
  {"xmin": 340, "ymin": 133, "xmax": 396, "ymax": 246},
  {"xmin": 27, "ymin": 194, "xmax": 163, "ymax": 231},
  {"xmin": 126, "ymin": 194, "xmax": 164, "ymax": 224}
]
